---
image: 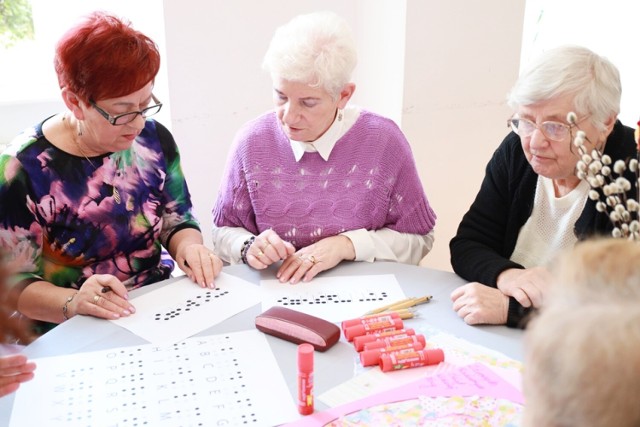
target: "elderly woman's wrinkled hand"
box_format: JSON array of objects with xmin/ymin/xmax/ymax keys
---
[
  {"xmin": 178, "ymin": 243, "xmax": 223, "ymax": 288},
  {"xmin": 496, "ymin": 266, "xmax": 551, "ymax": 308},
  {"xmin": 245, "ymin": 229, "xmax": 296, "ymax": 270},
  {"xmin": 276, "ymin": 235, "xmax": 355, "ymax": 284},
  {"xmin": 450, "ymin": 282, "xmax": 509, "ymax": 325},
  {"xmin": 0, "ymin": 354, "xmax": 36, "ymax": 397},
  {"xmin": 72, "ymin": 274, "xmax": 136, "ymax": 320}
]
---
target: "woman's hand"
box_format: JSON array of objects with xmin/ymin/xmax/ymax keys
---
[
  {"xmin": 451, "ymin": 282, "xmax": 509, "ymax": 325},
  {"xmin": 277, "ymin": 235, "xmax": 355, "ymax": 284},
  {"xmin": 496, "ymin": 267, "xmax": 551, "ymax": 308},
  {"xmin": 0, "ymin": 354, "xmax": 36, "ymax": 397},
  {"xmin": 177, "ymin": 243, "xmax": 223, "ymax": 288},
  {"xmin": 245, "ymin": 229, "xmax": 296, "ymax": 270},
  {"xmin": 70, "ymin": 274, "xmax": 136, "ymax": 320}
]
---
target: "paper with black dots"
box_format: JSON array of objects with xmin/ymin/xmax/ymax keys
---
[
  {"xmin": 9, "ymin": 330, "xmax": 299, "ymax": 427},
  {"xmin": 261, "ymin": 274, "xmax": 406, "ymax": 322},
  {"xmin": 111, "ymin": 273, "xmax": 264, "ymax": 344}
]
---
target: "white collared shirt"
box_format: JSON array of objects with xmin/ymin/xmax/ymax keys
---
[{"xmin": 289, "ymin": 106, "xmax": 361, "ymax": 161}]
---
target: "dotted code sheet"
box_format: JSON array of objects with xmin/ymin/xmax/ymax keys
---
[
  {"xmin": 111, "ymin": 273, "xmax": 264, "ymax": 344},
  {"xmin": 261, "ymin": 274, "xmax": 406, "ymax": 322},
  {"xmin": 9, "ymin": 330, "xmax": 299, "ymax": 427}
]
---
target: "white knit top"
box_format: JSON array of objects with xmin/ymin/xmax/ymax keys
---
[{"xmin": 510, "ymin": 176, "xmax": 590, "ymax": 268}]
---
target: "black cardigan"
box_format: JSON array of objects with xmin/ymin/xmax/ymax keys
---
[{"xmin": 449, "ymin": 121, "xmax": 637, "ymax": 327}]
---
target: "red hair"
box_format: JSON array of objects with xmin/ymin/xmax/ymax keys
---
[{"xmin": 54, "ymin": 11, "xmax": 160, "ymax": 103}]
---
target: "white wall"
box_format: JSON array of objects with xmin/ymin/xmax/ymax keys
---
[
  {"xmin": 521, "ymin": 0, "xmax": 640, "ymax": 127},
  {"xmin": 401, "ymin": 1, "xmax": 525, "ymax": 270},
  {"xmin": 162, "ymin": 0, "xmax": 525, "ymax": 271}
]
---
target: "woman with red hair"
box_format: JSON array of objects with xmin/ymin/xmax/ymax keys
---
[{"xmin": 0, "ymin": 12, "xmax": 222, "ymax": 335}]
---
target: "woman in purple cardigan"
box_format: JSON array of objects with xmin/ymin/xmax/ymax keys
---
[{"xmin": 212, "ymin": 11, "xmax": 436, "ymax": 284}]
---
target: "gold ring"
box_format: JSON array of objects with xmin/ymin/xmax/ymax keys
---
[
  {"xmin": 256, "ymin": 251, "xmax": 264, "ymax": 257},
  {"xmin": 93, "ymin": 295, "xmax": 101, "ymax": 304},
  {"xmin": 309, "ymin": 255, "xmax": 316, "ymax": 264}
]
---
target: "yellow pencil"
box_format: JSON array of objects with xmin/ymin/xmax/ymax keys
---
[
  {"xmin": 364, "ymin": 297, "xmax": 413, "ymax": 315},
  {"xmin": 381, "ymin": 295, "xmax": 433, "ymax": 312},
  {"xmin": 364, "ymin": 295, "xmax": 433, "ymax": 316}
]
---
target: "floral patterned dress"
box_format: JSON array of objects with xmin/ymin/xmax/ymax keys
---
[{"xmin": 0, "ymin": 118, "xmax": 200, "ymax": 332}]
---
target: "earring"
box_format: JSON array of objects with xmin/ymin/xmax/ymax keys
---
[
  {"xmin": 337, "ymin": 109, "xmax": 343, "ymax": 122},
  {"xmin": 77, "ymin": 120, "xmax": 83, "ymax": 137}
]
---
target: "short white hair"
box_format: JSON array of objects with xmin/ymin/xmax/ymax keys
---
[
  {"xmin": 262, "ymin": 11, "xmax": 357, "ymax": 98},
  {"xmin": 508, "ymin": 45, "xmax": 621, "ymax": 130},
  {"xmin": 524, "ymin": 305, "xmax": 640, "ymax": 427}
]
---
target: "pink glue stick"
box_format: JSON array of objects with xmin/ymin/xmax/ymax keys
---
[
  {"xmin": 363, "ymin": 333, "xmax": 426, "ymax": 351},
  {"xmin": 341, "ymin": 312, "xmax": 401, "ymax": 332},
  {"xmin": 379, "ymin": 348, "xmax": 445, "ymax": 372},
  {"xmin": 344, "ymin": 318, "xmax": 404, "ymax": 342},
  {"xmin": 360, "ymin": 341, "xmax": 426, "ymax": 367},
  {"xmin": 297, "ymin": 343, "xmax": 314, "ymax": 415},
  {"xmin": 353, "ymin": 328, "xmax": 416, "ymax": 352}
]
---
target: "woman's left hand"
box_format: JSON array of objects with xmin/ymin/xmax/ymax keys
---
[
  {"xmin": 450, "ymin": 282, "xmax": 509, "ymax": 325},
  {"xmin": 177, "ymin": 244, "xmax": 223, "ymax": 288},
  {"xmin": 277, "ymin": 235, "xmax": 355, "ymax": 284}
]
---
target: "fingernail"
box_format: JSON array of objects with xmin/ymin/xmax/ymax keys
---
[
  {"xmin": 124, "ymin": 293, "xmax": 129, "ymax": 300},
  {"xmin": 129, "ymin": 306, "xmax": 136, "ymax": 313},
  {"xmin": 112, "ymin": 313, "xmax": 120, "ymax": 319},
  {"xmin": 122, "ymin": 310, "xmax": 131, "ymax": 316}
]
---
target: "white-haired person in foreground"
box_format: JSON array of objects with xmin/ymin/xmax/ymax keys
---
[
  {"xmin": 212, "ymin": 11, "xmax": 436, "ymax": 284},
  {"xmin": 523, "ymin": 303, "xmax": 640, "ymax": 426}
]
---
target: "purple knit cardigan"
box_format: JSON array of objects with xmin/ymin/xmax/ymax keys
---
[{"xmin": 212, "ymin": 110, "xmax": 436, "ymax": 249}]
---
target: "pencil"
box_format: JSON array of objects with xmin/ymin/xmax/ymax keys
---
[
  {"xmin": 364, "ymin": 297, "xmax": 413, "ymax": 315},
  {"xmin": 365, "ymin": 295, "xmax": 433, "ymax": 315}
]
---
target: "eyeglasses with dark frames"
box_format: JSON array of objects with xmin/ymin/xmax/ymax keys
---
[{"xmin": 90, "ymin": 94, "xmax": 163, "ymax": 126}]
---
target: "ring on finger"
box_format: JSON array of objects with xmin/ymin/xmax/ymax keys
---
[
  {"xmin": 308, "ymin": 255, "xmax": 316, "ymax": 264},
  {"xmin": 93, "ymin": 295, "xmax": 101, "ymax": 304},
  {"xmin": 256, "ymin": 250, "xmax": 264, "ymax": 257}
]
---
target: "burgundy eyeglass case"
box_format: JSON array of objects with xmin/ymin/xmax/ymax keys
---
[{"xmin": 255, "ymin": 306, "xmax": 341, "ymax": 352}]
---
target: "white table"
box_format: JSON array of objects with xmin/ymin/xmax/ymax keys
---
[{"xmin": 0, "ymin": 261, "xmax": 523, "ymax": 424}]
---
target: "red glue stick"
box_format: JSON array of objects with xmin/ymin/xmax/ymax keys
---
[
  {"xmin": 341, "ymin": 312, "xmax": 400, "ymax": 332},
  {"xmin": 363, "ymin": 333, "xmax": 426, "ymax": 351},
  {"xmin": 379, "ymin": 348, "xmax": 444, "ymax": 372},
  {"xmin": 353, "ymin": 328, "xmax": 416, "ymax": 352},
  {"xmin": 360, "ymin": 341, "xmax": 426, "ymax": 367},
  {"xmin": 344, "ymin": 318, "xmax": 404, "ymax": 342},
  {"xmin": 297, "ymin": 343, "xmax": 314, "ymax": 415}
]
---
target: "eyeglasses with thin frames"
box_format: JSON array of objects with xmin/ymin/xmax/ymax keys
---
[
  {"xmin": 90, "ymin": 94, "xmax": 163, "ymax": 126},
  {"xmin": 507, "ymin": 115, "xmax": 589, "ymax": 142}
]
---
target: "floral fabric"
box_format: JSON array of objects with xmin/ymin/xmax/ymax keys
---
[{"xmin": 0, "ymin": 118, "xmax": 199, "ymax": 300}]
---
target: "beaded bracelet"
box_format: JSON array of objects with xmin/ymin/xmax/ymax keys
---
[
  {"xmin": 240, "ymin": 236, "xmax": 256, "ymax": 264},
  {"xmin": 62, "ymin": 292, "xmax": 78, "ymax": 321}
]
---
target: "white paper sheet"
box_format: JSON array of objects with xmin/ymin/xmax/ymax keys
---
[
  {"xmin": 261, "ymin": 274, "xmax": 406, "ymax": 323},
  {"xmin": 9, "ymin": 330, "xmax": 299, "ymax": 427},
  {"xmin": 111, "ymin": 272, "xmax": 263, "ymax": 344}
]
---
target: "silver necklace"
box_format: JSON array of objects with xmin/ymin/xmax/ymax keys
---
[{"xmin": 64, "ymin": 114, "xmax": 122, "ymax": 204}]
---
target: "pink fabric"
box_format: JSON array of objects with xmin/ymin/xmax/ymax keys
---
[{"xmin": 213, "ymin": 111, "xmax": 436, "ymax": 249}]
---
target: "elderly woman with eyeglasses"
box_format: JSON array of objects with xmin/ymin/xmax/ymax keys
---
[
  {"xmin": 212, "ymin": 11, "xmax": 436, "ymax": 284},
  {"xmin": 449, "ymin": 45, "xmax": 637, "ymax": 328},
  {"xmin": 0, "ymin": 12, "xmax": 222, "ymax": 335}
]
